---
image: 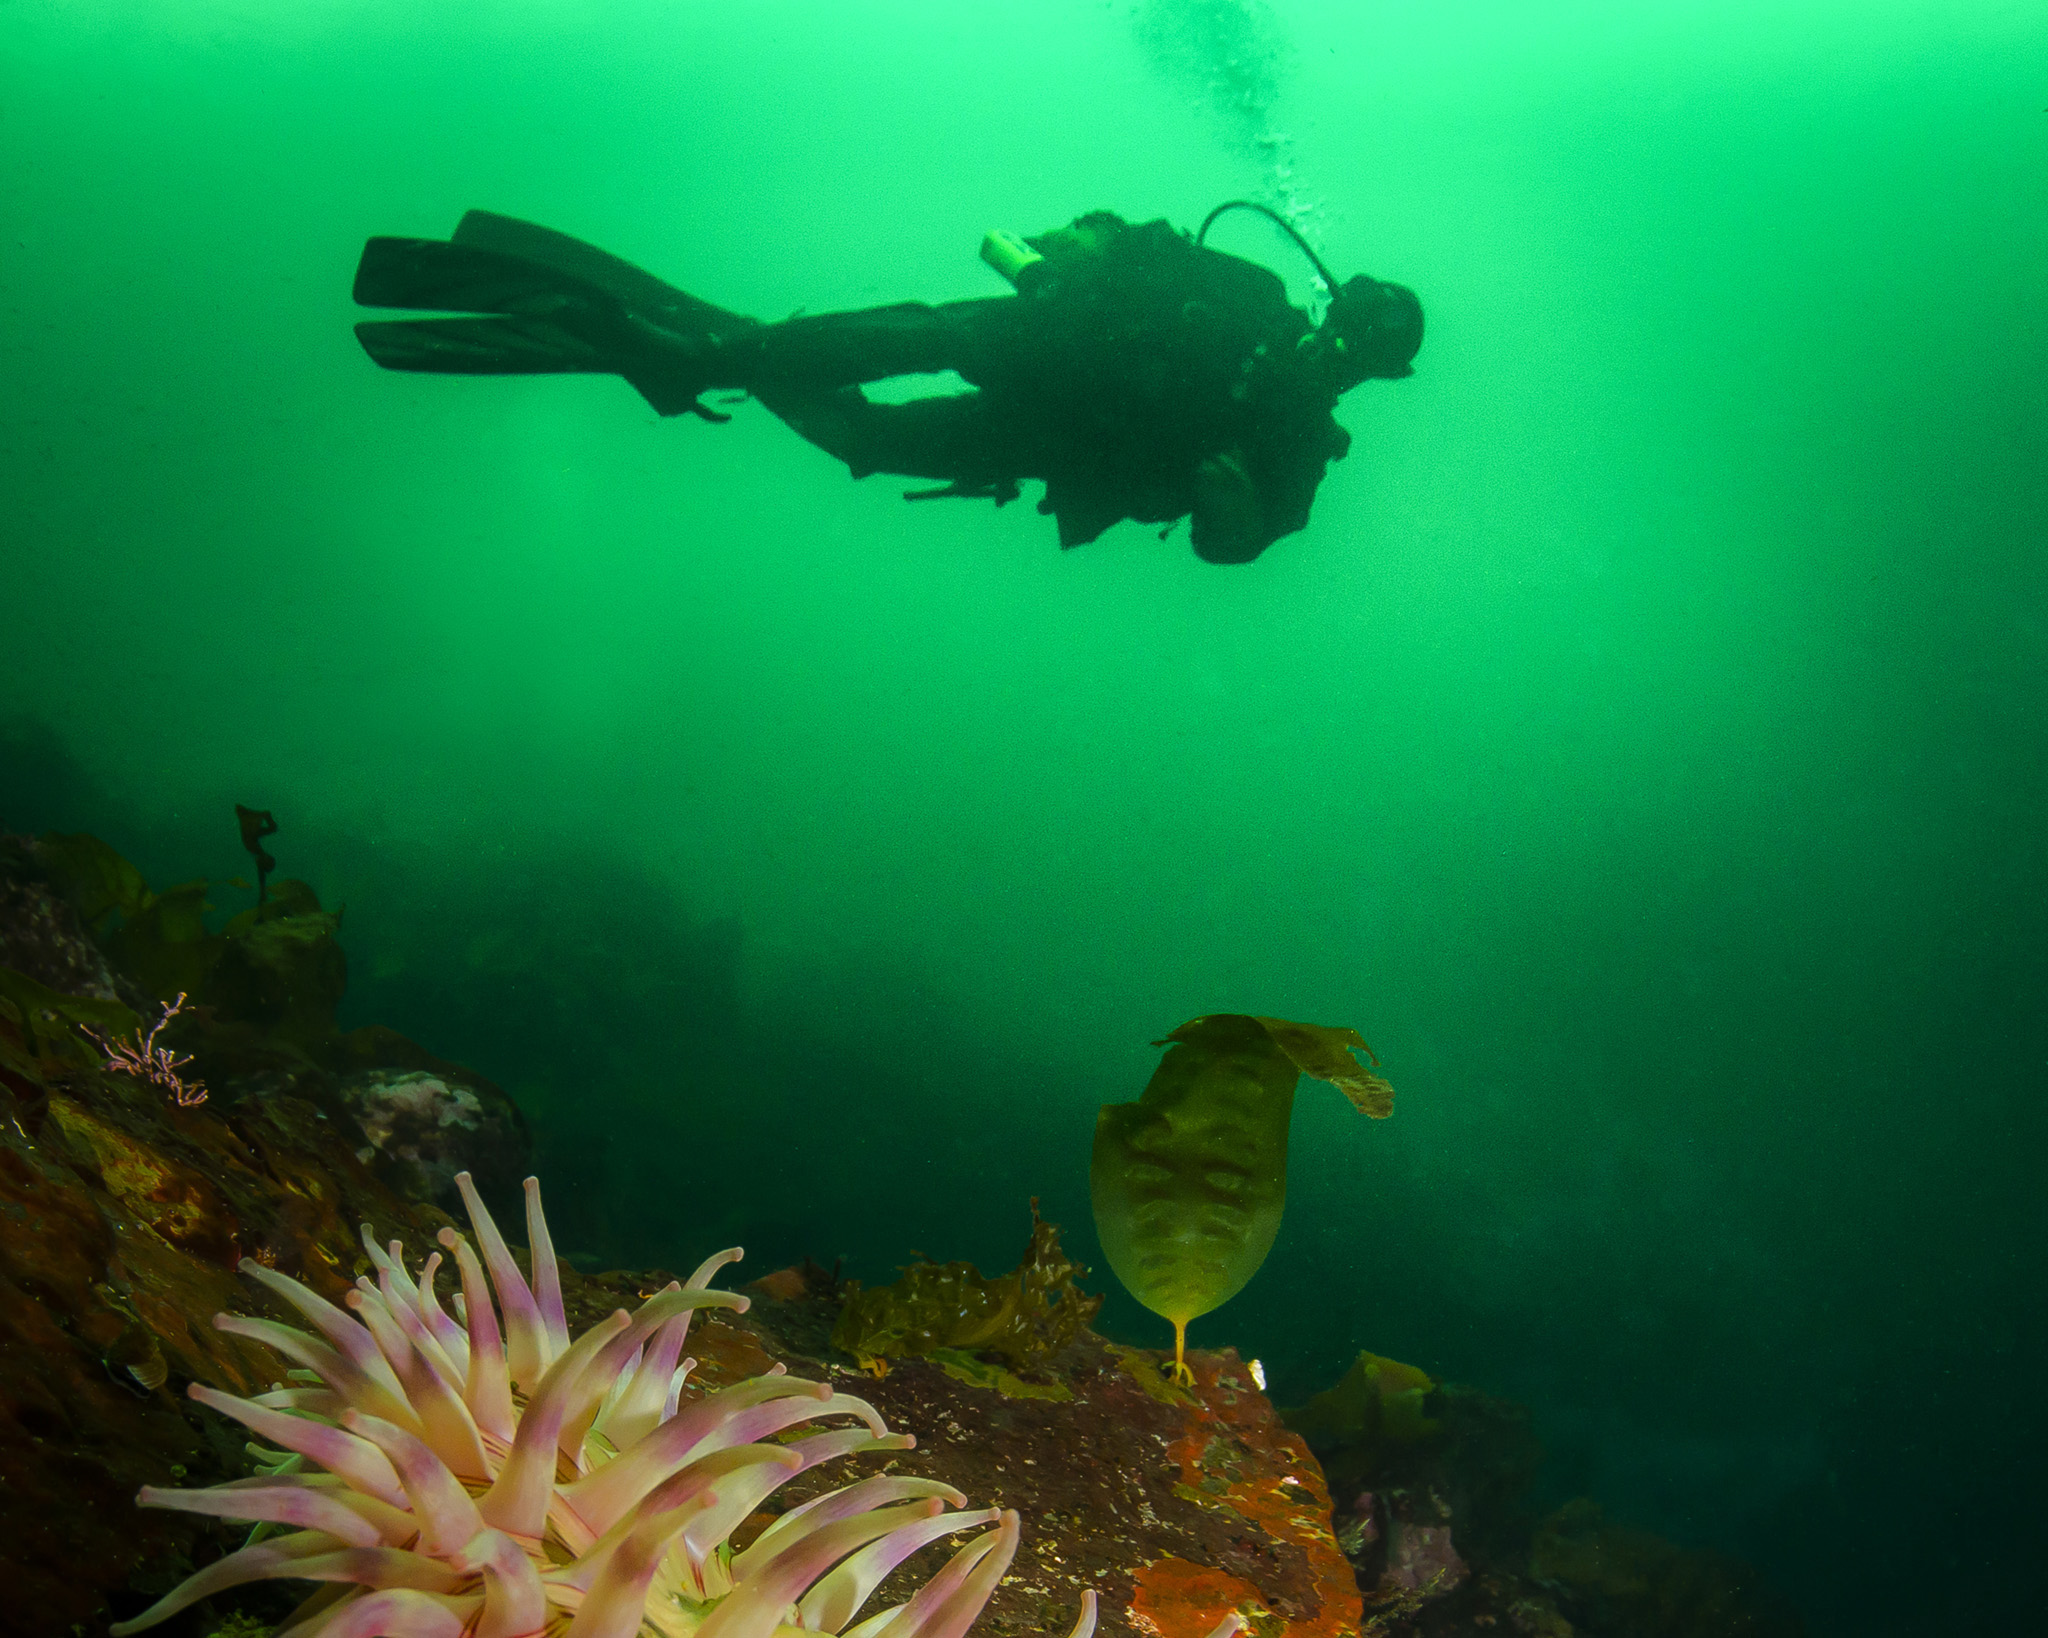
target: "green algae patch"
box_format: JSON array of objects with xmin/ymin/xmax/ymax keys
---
[
  {"xmin": 1109, "ymin": 1342, "xmax": 1198, "ymax": 1407},
  {"xmin": 832, "ymin": 1202, "xmax": 1101, "ymax": 1371},
  {"xmin": 927, "ymin": 1347, "xmax": 1075, "ymax": 1401},
  {"xmin": 38, "ymin": 827, "xmax": 348, "ymax": 1051},
  {"xmin": 1283, "ymin": 1348, "xmax": 1442, "ymax": 1453},
  {"xmin": 0, "ymin": 965, "xmax": 138, "ymax": 1082}
]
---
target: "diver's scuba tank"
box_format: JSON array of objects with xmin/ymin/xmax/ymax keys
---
[{"xmin": 979, "ymin": 229, "xmax": 1044, "ymax": 287}]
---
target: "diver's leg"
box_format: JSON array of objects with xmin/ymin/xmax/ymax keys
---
[
  {"xmin": 440, "ymin": 213, "xmax": 1013, "ymax": 390},
  {"xmin": 736, "ymin": 299, "xmax": 1011, "ymax": 391},
  {"xmin": 754, "ymin": 383, "xmax": 1010, "ymax": 488},
  {"xmin": 353, "ymin": 215, "xmax": 1007, "ymax": 414}
]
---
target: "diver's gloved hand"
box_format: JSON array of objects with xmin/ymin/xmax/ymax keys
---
[{"xmin": 1313, "ymin": 275, "xmax": 1425, "ymax": 391}]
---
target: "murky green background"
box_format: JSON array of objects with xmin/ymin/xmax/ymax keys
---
[{"xmin": 5, "ymin": 3, "xmax": 2045, "ymax": 1631}]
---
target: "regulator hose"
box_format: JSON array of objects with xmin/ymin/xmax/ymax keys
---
[{"xmin": 1195, "ymin": 200, "xmax": 1340, "ymax": 295}]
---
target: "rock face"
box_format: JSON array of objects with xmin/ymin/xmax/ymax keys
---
[
  {"xmin": 0, "ymin": 826, "xmax": 1803, "ymax": 1638},
  {"xmin": 738, "ymin": 1270, "xmax": 1361, "ymax": 1638},
  {"xmin": 1288, "ymin": 1356, "xmax": 1807, "ymax": 1638},
  {"xmin": 326, "ymin": 1027, "xmax": 531, "ymax": 1211},
  {"xmin": 0, "ymin": 832, "xmax": 515, "ymax": 1633},
  {"xmin": 0, "ymin": 825, "xmax": 1366, "ymax": 1638}
]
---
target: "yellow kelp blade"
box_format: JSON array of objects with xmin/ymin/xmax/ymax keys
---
[
  {"xmin": 1242, "ymin": 1016, "xmax": 1394, "ymax": 1119},
  {"xmin": 1090, "ymin": 1014, "xmax": 1393, "ymax": 1383}
]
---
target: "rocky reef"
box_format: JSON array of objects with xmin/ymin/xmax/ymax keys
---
[
  {"xmin": 0, "ymin": 831, "xmax": 526, "ymax": 1633},
  {"xmin": 1279, "ymin": 1351, "xmax": 1805, "ymax": 1637},
  {"xmin": 0, "ymin": 826, "xmax": 1801, "ymax": 1637}
]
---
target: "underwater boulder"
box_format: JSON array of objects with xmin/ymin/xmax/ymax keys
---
[
  {"xmin": 204, "ymin": 876, "xmax": 349, "ymax": 1049},
  {"xmin": 330, "ymin": 1055, "xmax": 531, "ymax": 1212},
  {"xmin": 0, "ymin": 833, "xmax": 137, "ymax": 1006},
  {"xmin": 1531, "ymin": 1499, "xmax": 1808, "ymax": 1638}
]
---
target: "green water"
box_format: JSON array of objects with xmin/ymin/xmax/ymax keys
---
[{"xmin": 5, "ymin": 3, "xmax": 2045, "ymax": 1631}]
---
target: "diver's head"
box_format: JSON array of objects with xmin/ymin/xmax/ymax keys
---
[{"xmin": 1316, "ymin": 275, "xmax": 1423, "ymax": 390}]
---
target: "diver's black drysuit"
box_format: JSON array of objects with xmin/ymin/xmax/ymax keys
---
[{"xmin": 353, "ymin": 210, "xmax": 1422, "ymax": 563}]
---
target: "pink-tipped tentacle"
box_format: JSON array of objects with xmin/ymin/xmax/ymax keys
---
[
  {"xmin": 214, "ymin": 1313, "xmax": 422, "ymax": 1436},
  {"xmin": 795, "ymin": 1507, "xmax": 1002, "ymax": 1635},
  {"xmin": 451, "ymin": 1525, "xmax": 550, "ymax": 1638},
  {"xmin": 551, "ymin": 1445, "xmax": 799, "ymax": 1592},
  {"xmin": 455, "ymin": 1171, "xmax": 551, "ymax": 1397},
  {"xmin": 694, "ymin": 1504, "xmax": 945, "ymax": 1638},
  {"xmin": 239, "ymin": 1258, "xmax": 412, "ymax": 1410},
  {"xmin": 661, "ymin": 1443, "xmax": 853, "ymax": 1580},
  {"xmin": 344, "ymin": 1281, "xmax": 423, "ymax": 1380},
  {"xmin": 523, "ymin": 1175, "xmax": 572, "ymax": 1363},
  {"xmin": 558, "ymin": 1484, "xmax": 728, "ymax": 1638},
  {"xmin": 662, "ymin": 1356, "xmax": 699, "ymax": 1422},
  {"xmin": 685, "ymin": 1247, "xmax": 745, "ymax": 1290},
  {"xmin": 580, "ymin": 1337, "xmax": 646, "ymax": 1460},
  {"xmin": 135, "ymin": 1477, "xmax": 409, "ymax": 1547},
  {"xmin": 358, "ymin": 1226, "xmax": 422, "ymax": 1310},
  {"xmin": 560, "ymin": 1374, "xmax": 829, "ymax": 1537},
  {"xmin": 605, "ymin": 1311, "xmax": 691, "ymax": 1449},
  {"xmin": 557, "ymin": 1286, "xmax": 742, "ymax": 1463},
  {"xmin": 188, "ymin": 1384, "xmax": 407, "ymax": 1508},
  {"xmin": 866, "ymin": 1527, "xmax": 1000, "ymax": 1638},
  {"xmin": 374, "ymin": 1262, "xmax": 465, "ymax": 1392},
  {"xmin": 439, "ymin": 1227, "xmax": 516, "ymax": 1443},
  {"xmin": 690, "ymin": 1388, "xmax": 888, "ymax": 1468},
  {"xmin": 893, "ymin": 1514, "xmax": 1020, "ymax": 1638},
  {"xmin": 341, "ymin": 1410, "xmax": 486, "ymax": 1557},
  {"xmin": 478, "ymin": 1308, "xmax": 631, "ymax": 1540},
  {"xmin": 108, "ymin": 1530, "xmax": 339, "ymax": 1635},
  {"xmin": 346, "ymin": 1285, "xmax": 490, "ymax": 1481},
  {"xmin": 779, "ymin": 1428, "xmax": 915, "ymax": 1477},
  {"xmin": 1066, "ymin": 1590, "xmax": 1100, "ymax": 1638},
  {"xmin": 733, "ymin": 1475, "xmax": 965, "ymax": 1580},
  {"xmin": 121, "ymin": 1538, "xmax": 468, "ymax": 1638},
  {"xmin": 275, "ymin": 1587, "xmax": 478, "ymax": 1638},
  {"xmin": 413, "ymin": 1250, "xmax": 472, "ymax": 1375}
]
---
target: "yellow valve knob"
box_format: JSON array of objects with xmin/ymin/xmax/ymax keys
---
[{"xmin": 979, "ymin": 229, "xmax": 1044, "ymax": 287}]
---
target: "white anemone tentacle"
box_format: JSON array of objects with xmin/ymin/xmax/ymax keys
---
[{"xmin": 112, "ymin": 1173, "xmax": 1081, "ymax": 1638}]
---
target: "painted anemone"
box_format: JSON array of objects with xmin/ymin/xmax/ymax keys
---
[{"xmin": 112, "ymin": 1173, "xmax": 1099, "ymax": 1638}]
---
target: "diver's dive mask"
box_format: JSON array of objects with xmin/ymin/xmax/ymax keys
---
[{"xmin": 1316, "ymin": 275, "xmax": 1424, "ymax": 389}]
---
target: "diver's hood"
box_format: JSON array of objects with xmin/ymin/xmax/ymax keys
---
[{"xmin": 1323, "ymin": 275, "xmax": 1424, "ymax": 386}]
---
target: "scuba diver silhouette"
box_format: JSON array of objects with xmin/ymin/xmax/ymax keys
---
[{"xmin": 351, "ymin": 205, "xmax": 1422, "ymax": 564}]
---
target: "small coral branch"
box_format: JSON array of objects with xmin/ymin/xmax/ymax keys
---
[{"xmin": 84, "ymin": 992, "xmax": 208, "ymax": 1107}]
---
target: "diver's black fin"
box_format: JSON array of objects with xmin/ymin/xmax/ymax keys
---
[
  {"xmin": 451, "ymin": 212, "xmax": 760, "ymax": 374},
  {"xmin": 353, "ymin": 236, "xmax": 620, "ymax": 317},
  {"xmin": 354, "ymin": 314, "xmax": 730, "ymax": 418},
  {"xmin": 353, "ymin": 217, "xmax": 755, "ymax": 418},
  {"xmin": 354, "ymin": 315, "xmax": 612, "ymax": 376},
  {"xmin": 449, "ymin": 213, "xmax": 748, "ymax": 334}
]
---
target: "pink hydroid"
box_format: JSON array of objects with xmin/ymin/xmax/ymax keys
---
[
  {"xmin": 85, "ymin": 990, "xmax": 207, "ymax": 1106},
  {"xmin": 114, "ymin": 1173, "xmax": 1097, "ymax": 1638}
]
